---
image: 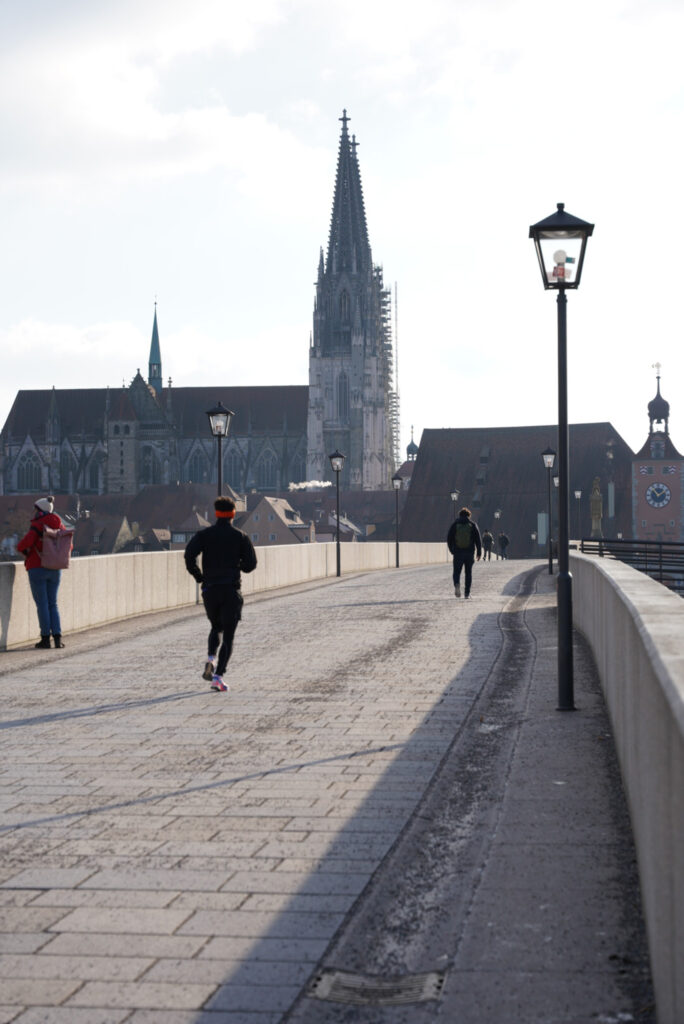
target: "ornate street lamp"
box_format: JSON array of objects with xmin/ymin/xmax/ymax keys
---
[
  {"xmin": 542, "ymin": 447, "xmax": 556, "ymax": 577},
  {"xmin": 392, "ymin": 473, "xmax": 403, "ymax": 568},
  {"xmin": 205, "ymin": 401, "xmax": 235, "ymax": 497},
  {"xmin": 328, "ymin": 449, "xmax": 345, "ymax": 577},
  {"xmin": 450, "ymin": 489, "xmax": 460, "ymax": 521},
  {"xmin": 530, "ymin": 204, "xmax": 594, "ymax": 711}
]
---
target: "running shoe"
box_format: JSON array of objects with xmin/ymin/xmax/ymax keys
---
[
  {"xmin": 211, "ymin": 675, "xmax": 229, "ymax": 693},
  {"xmin": 454, "ymin": 585, "xmax": 461, "ymax": 597},
  {"xmin": 202, "ymin": 659, "xmax": 216, "ymax": 681}
]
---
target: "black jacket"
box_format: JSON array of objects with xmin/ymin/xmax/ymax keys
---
[
  {"xmin": 184, "ymin": 519, "xmax": 257, "ymax": 588},
  {"xmin": 446, "ymin": 516, "xmax": 482, "ymax": 558}
]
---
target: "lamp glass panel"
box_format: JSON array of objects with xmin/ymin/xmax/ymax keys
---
[
  {"xmin": 330, "ymin": 456, "xmax": 345, "ymax": 472},
  {"xmin": 537, "ymin": 235, "xmax": 584, "ymax": 286},
  {"xmin": 209, "ymin": 412, "xmax": 229, "ymax": 437}
]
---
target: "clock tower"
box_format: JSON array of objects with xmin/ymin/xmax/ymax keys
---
[{"xmin": 632, "ymin": 368, "xmax": 684, "ymax": 540}]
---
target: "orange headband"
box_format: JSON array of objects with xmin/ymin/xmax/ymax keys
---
[{"xmin": 215, "ymin": 509, "xmax": 235, "ymax": 519}]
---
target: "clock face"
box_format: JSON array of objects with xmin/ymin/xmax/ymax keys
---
[{"xmin": 645, "ymin": 482, "xmax": 671, "ymax": 508}]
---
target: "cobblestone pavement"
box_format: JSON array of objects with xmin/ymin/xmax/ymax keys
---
[{"xmin": 0, "ymin": 561, "xmax": 653, "ymax": 1023}]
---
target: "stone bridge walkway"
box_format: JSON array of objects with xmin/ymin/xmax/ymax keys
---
[{"xmin": 0, "ymin": 561, "xmax": 654, "ymax": 1023}]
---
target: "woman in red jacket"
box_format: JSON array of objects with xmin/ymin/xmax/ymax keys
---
[{"xmin": 16, "ymin": 496, "xmax": 66, "ymax": 649}]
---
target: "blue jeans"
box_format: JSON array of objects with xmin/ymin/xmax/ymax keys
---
[{"xmin": 28, "ymin": 567, "xmax": 62, "ymax": 636}]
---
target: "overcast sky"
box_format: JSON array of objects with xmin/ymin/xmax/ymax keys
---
[{"xmin": 1, "ymin": 0, "xmax": 682, "ymax": 460}]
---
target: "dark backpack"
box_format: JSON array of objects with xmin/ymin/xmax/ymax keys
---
[{"xmin": 454, "ymin": 522, "xmax": 472, "ymax": 549}]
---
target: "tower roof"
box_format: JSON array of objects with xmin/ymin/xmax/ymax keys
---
[
  {"xmin": 648, "ymin": 372, "xmax": 669, "ymax": 431},
  {"xmin": 326, "ymin": 110, "xmax": 371, "ymax": 275},
  {"xmin": 149, "ymin": 305, "xmax": 161, "ymax": 368}
]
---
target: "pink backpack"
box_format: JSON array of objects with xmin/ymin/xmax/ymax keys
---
[{"xmin": 41, "ymin": 526, "xmax": 74, "ymax": 570}]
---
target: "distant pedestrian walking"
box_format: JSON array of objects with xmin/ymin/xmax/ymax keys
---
[
  {"xmin": 16, "ymin": 496, "xmax": 67, "ymax": 649},
  {"xmin": 482, "ymin": 530, "xmax": 494, "ymax": 561},
  {"xmin": 184, "ymin": 496, "xmax": 257, "ymax": 692},
  {"xmin": 498, "ymin": 532, "xmax": 510, "ymax": 560},
  {"xmin": 447, "ymin": 507, "xmax": 482, "ymax": 599}
]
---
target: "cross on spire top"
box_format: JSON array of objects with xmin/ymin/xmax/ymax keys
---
[{"xmin": 339, "ymin": 109, "xmax": 350, "ymax": 134}]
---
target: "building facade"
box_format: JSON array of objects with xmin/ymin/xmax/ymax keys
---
[
  {"xmin": 632, "ymin": 372, "xmax": 684, "ymax": 541},
  {"xmin": 306, "ymin": 110, "xmax": 398, "ymax": 490},
  {"xmin": 0, "ymin": 308, "xmax": 308, "ymax": 496}
]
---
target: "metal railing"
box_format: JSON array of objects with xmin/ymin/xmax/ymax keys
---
[{"xmin": 579, "ymin": 537, "xmax": 684, "ymax": 595}]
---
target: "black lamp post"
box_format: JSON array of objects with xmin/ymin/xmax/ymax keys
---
[
  {"xmin": 530, "ymin": 203, "xmax": 594, "ymax": 711},
  {"xmin": 450, "ymin": 489, "xmax": 460, "ymax": 520},
  {"xmin": 392, "ymin": 473, "xmax": 403, "ymax": 568},
  {"xmin": 205, "ymin": 401, "xmax": 235, "ymax": 497},
  {"xmin": 531, "ymin": 530, "xmax": 537, "ymax": 558},
  {"xmin": 329, "ymin": 449, "xmax": 345, "ymax": 577},
  {"xmin": 574, "ymin": 489, "xmax": 582, "ymax": 541},
  {"xmin": 542, "ymin": 447, "xmax": 556, "ymax": 576}
]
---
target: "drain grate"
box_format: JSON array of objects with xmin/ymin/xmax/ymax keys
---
[{"xmin": 307, "ymin": 968, "xmax": 446, "ymax": 1006}]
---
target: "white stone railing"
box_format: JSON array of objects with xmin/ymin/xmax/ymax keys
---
[
  {"xmin": 0, "ymin": 542, "xmax": 449, "ymax": 651},
  {"xmin": 571, "ymin": 551, "xmax": 684, "ymax": 1024}
]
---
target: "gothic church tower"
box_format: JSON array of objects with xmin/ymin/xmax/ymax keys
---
[{"xmin": 307, "ymin": 111, "xmax": 397, "ymax": 490}]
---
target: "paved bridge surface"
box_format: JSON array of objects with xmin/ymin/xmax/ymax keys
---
[{"xmin": 0, "ymin": 561, "xmax": 654, "ymax": 1023}]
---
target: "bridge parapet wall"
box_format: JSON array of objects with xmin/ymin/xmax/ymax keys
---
[
  {"xmin": 571, "ymin": 552, "xmax": 684, "ymax": 1024},
  {"xmin": 0, "ymin": 542, "xmax": 449, "ymax": 651}
]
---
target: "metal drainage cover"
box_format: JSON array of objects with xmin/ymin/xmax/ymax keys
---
[{"xmin": 307, "ymin": 968, "xmax": 446, "ymax": 1006}]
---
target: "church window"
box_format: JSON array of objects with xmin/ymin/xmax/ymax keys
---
[
  {"xmin": 337, "ymin": 372, "xmax": 350, "ymax": 421},
  {"xmin": 650, "ymin": 439, "xmax": 665, "ymax": 459},
  {"xmin": 224, "ymin": 450, "xmax": 242, "ymax": 489},
  {"xmin": 257, "ymin": 451, "xmax": 277, "ymax": 490},
  {"xmin": 124, "ymin": 425, "xmax": 130, "ymax": 435},
  {"xmin": 113, "ymin": 425, "xmax": 120, "ymax": 436},
  {"xmin": 17, "ymin": 452, "xmax": 41, "ymax": 491},
  {"xmin": 60, "ymin": 452, "xmax": 75, "ymax": 491},
  {"xmin": 290, "ymin": 453, "xmax": 306, "ymax": 484},
  {"xmin": 339, "ymin": 290, "xmax": 350, "ymax": 321},
  {"xmin": 89, "ymin": 462, "xmax": 99, "ymax": 492},
  {"xmin": 187, "ymin": 450, "xmax": 208, "ymax": 484},
  {"xmin": 142, "ymin": 446, "xmax": 161, "ymax": 485}
]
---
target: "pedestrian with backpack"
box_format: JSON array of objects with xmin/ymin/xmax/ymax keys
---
[
  {"xmin": 16, "ymin": 496, "xmax": 70, "ymax": 649},
  {"xmin": 446, "ymin": 506, "xmax": 482, "ymax": 599},
  {"xmin": 184, "ymin": 496, "xmax": 258, "ymax": 693}
]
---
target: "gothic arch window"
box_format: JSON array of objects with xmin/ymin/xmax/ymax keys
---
[
  {"xmin": 257, "ymin": 450, "xmax": 277, "ymax": 490},
  {"xmin": 60, "ymin": 452, "xmax": 75, "ymax": 491},
  {"xmin": 290, "ymin": 452, "xmax": 306, "ymax": 484},
  {"xmin": 337, "ymin": 371, "xmax": 350, "ymax": 421},
  {"xmin": 113, "ymin": 425, "xmax": 120, "ymax": 436},
  {"xmin": 326, "ymin": 293, "xmax": 333, "ymax": 318},
  {"xmin": 124, "ymin": 425, "xmax": 130, "ymax": 435},
  {"xmin": 17, "ymin": 453, "xmax": 41, "ymax": 491},
  {"xmin": 224, "ymin": 450, "xmax": 243, "ymax": 489},
  {"xmin": 187, "ymin": 450, "xmax": 208, "ymax": 484},
  {"xmin": 88, "ymin": 461, "xmax": 100, "ymax": 492},
  {"xmin": 339, "ymin": 290, "xmax": 350, "ymax": 321},
  {"xmin": 142, "ymin": 446, "xmax": 161, "ymax": 485}
]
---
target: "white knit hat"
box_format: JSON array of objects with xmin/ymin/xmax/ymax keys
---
[{"xmin": 34, "ymin": 496, "xmax": 54, "ymax": 514}]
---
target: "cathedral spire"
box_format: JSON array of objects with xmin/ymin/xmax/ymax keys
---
[
  {"xmin": 148, "ymin": 302, "xmax": 162, "ymax": 396},
  {"xmin": 326, "ymin": 109, "xmax": 371, "ymax": 275}
]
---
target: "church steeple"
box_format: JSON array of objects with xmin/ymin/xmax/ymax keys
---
[
  {"xmin": 648, "ymin": 364, "xmax": 669, "ymax": 435},
  {"xmin": 326, "ymin": 109, "xmax": 371, "ymax": 276},
  {"xmin": 148, "ymin": 303, "xmax": 162, "ymax": 396}
]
